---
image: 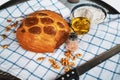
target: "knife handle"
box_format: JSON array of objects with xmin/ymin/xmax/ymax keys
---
[{"xmin": 56, "ymin": 68, "xmax": 79, "ymax": 80}]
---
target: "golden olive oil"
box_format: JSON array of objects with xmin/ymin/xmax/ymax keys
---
[{"xmin": 71, "ymin": 17, "xmax": 90, "ymax": 35}]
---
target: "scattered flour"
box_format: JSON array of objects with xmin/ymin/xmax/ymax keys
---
[{"xmin": 73, "ymin": 6, "xmax": 106, "ymax": 25}]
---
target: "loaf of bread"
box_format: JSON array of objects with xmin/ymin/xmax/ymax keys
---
[{"xmin": 16, "ymin": 10, "xmax": 70, "ymax": 53}]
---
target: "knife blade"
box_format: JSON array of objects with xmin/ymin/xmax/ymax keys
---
[
  {"xmin": 56, "ymin": 44, "xmax": 120, "ymax": 80},
  {"xmin": 90, "ymin": 0, "xmax": 120, "ymax": 14},
  {"xmin": 0, "ymin": 0, "xmax": 29, "ymax": 10}
]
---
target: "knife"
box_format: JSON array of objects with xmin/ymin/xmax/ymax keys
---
[
  {"xmin": 56, "ymin": 44, "xmax": 120, "ymax": 80},
  {"xmin": 90, "ymin": 0, "xmax": 120, "ymax": 14},
  {"xmin": 0, "ymin": 0, "xmax": 29, "ymax": 10}
]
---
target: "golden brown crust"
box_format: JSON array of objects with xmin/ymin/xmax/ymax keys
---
[{"xmin": 16, "ymin": 10, "xmax": 70, "ymax": 53}]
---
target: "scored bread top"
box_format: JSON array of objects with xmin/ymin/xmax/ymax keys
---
[{"xmin": 16, "ymin": 10, "xmax": 70, "ymax": 53}]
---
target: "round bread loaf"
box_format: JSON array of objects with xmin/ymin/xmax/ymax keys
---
[{"xmin": 16, "ymin": 10, "xmax": 70, "ymax": 53}]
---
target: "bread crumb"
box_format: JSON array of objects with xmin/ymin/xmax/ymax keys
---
[
  {"xmin": 68, "ymin": 62, "xmax": 75, "ymax": 67},
  {"xmin": 11, "ymin": 21, "xmax": 18, "ymax": 27},
  {"xmin": 37, "ymin": 57, "xmax": 45, "ymax": 61},
  {"xmin": 64, "ymin": 51, "xmax": 72, "ymax": 59},
  {"xmin": 6, "ymin": 25, "xmax": 11, "ymax": 32},
  {"xmin": 1, "ymin": 34, "xmax": 7, "ymax": 39},
  {"xmin": 49, "ymin": 58, "xmax": 60, "ymax": 69},
  {"xmin": 1, "ymin": 44, "xmax": 9, "ymax": 49},
  {"xmin": 64, "ymin": 66, "xmax": 71, "ymax": 72},
  {"xmin": 61, "ymin": 58, "xmax": 69, "ymax": 66},
  {"xmin": 7, "ymin": 19, "xmax": 12, "ymax": 22},
  {"xmin": 75, "ymin": 53, "xmax": 82, "ymax": 58},
  {"xmin": 52, "ymin": 64, "xmax": 60, "ymax": 69},
  {"xmin": 35, "ymin": 51, "xmax": 82, "ymax": 72},
  {"xmin": 71, "ymin": 56, "xmax": 76, "ymax": 61}
]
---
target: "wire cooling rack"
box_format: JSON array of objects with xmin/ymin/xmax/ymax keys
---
[{"xmin": 0, "ymin": 0, "xmax": 120, "ymax": 80}]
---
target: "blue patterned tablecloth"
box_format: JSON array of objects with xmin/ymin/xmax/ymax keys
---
[{"xmin": 0, "ymin": 0, "xmax": 120, "ymax": 80}]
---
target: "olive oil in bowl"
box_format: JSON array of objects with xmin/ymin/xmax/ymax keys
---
[{"xmin": 71, "ymin": 17, "xmax": 90, "ymax": 35}]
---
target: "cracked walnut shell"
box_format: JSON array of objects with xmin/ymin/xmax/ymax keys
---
[{"xmin": 16, "ymin": 10, "xmax": 70, "ymax": 53}]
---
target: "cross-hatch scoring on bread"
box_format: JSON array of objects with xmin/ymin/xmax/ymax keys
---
[{"xmin": 16, "ymin": 10, "xmax": 70, "ymax": 53}]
